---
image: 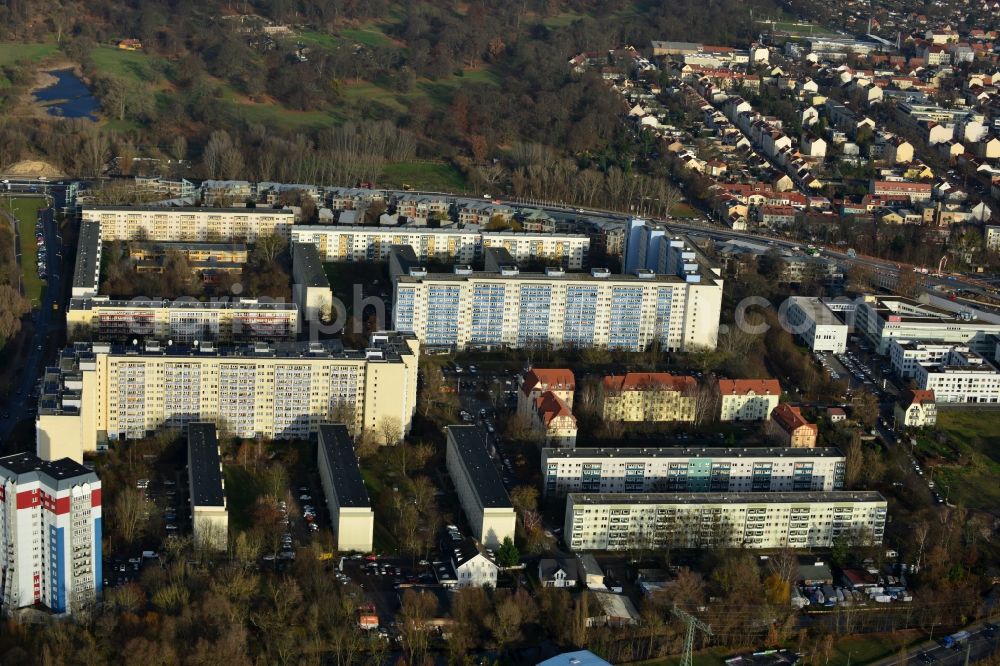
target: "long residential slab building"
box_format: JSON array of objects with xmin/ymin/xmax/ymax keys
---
[
  {"xmin": 290, "ymin": 225, "xmax": 592, "ymax": 270},
  {"xmin": 445, "ymin": 425, "xmax": 516, "ymax": 549},
  {"xmin": 80, "ymin": 206, "xmax": 295, "ymax": 242},
  {"xmin": 66, "ymin": 296, "xmax": 299, "ymax": 344},
  {"xmin": 542, "ymin": 446, "xmax": 846, "ymax": 497},
  {"xmin": 389, "ymin": 244, "xmax": 723, "ymax": 352},
  {"xmin": 317, "ymin": 424, "xmax": 374, "ymax": 553},
  {"xmin": 564, "ymin": 491, "xmax": 887, "ymax": 551},
  {"xmin": 36, "ymin": 332, "xmax": 419, "ymax": 463}
]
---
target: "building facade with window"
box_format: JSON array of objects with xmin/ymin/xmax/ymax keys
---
[
  {"xmin": 564, "ymin": 491, "xmax": 886, "ymax": 551},
  {"xmin": 541, "ymin": 447, "xmax": 846, "ymax": 497},
  {"xmin": 391, "ymin": 264, "xmax": 723, "ymax": 352},
  {"xmin": 81, "ymin": 206, "xmax": 294, "ymax": 242},
  {"xmin": 36, "ymin": 333, "xmax": 419, "ymax": 463},
  {"xmin": 0, "ymin": 453, "xmax": 102, "ymax": 615}
]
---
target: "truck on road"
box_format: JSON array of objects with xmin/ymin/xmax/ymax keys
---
[{"xmin": 941, "ymin": 631, "xmax": 971, "ymax": 649}]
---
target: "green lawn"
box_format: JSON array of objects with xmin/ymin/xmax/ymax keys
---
[
  {"xmin": 913, "ymin": 410, "xmax": 1000, "ymax": 510},
  {"xmin": 381, "ymin": 162, "xmax": 469, "ymax": 192},
  {"xmin": 671, "ymin": 203, "xmax": 702, "ymax": 218},
  {"xmin": 2, "ymin": 197, "xmax": 46, "ymax": 304},
  {"xmin": 233, "ymin": 101, "xmax": 340, "ymax": 130},
  {"xmin": 90, "ymin": 46, "xmax": 163, "ymax": 82},
  {"xmin": 341, "ymin": 27, "xmax": 397, "ymax": 48},
  {"xmin": 0, "ymin": 42, "xmax": 57, "ymax": 66}
]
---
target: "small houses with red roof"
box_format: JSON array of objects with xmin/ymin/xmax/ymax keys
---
[
  {"xmin": 517, "ymin": 368, "xmax": 578, "ymax": 448},
  {"xmin": 601, "ymin": 373, "xmax": 698, "ymax": 423},
  {"xmin": 768, "ymin": 404, "xmax": 818, "ymax": 448},
  {"xmin": 716, "ymin": 379, "xmax": 782, "ymax": 422},
  {"xmin": 894, "ymin": 389, "xmax": 937, "ymax": 428}
]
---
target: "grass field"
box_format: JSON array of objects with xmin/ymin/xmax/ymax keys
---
[
  {"xmin": 914, "ymin": 410, "xmax": 1000, "ymax": 510},
  {"xmin": 671, "ymin": 203, "xmax": 702, "ymax": 219},
  {"xmin": 0, "ymin": 42, "xmax": 57, "ymax": 66},
  {"xmin": 90, "ymin": 46, "xmax": 163, "ymax": 82},
  {"xmin": 2, "ymin": 197, "xmax": 46, "ymax": 304},
  {"xmin": 381, "ymin": 162, "xmax": 469, "ymax": 192}
]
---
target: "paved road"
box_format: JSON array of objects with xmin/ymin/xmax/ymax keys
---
[
  {"xmin": 871, "ymin": 624, "xmax": 1000, "ymax": 666},
  {"xmin": 0, "ymin": 202, "xmax": 61, "ymax": 444}
]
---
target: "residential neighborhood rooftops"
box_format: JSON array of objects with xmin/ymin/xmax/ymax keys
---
[
  {"xmin": 716, "ymin": 378, "xmax": 782, "ymax": 396},
  {"xmin": 602, "ymin": 372, "xmax": 696, "ymax": 393},
  {"xmin": 522, "ymin": 368, "xmax": 576, "ymax": 395},
  {"xmin": 771, "ymin": 404, "xmax": 818, "ymax": 433}
]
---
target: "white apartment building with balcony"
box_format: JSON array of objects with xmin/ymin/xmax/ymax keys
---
[
  {"xmin": 36, "ymin": 333, "xmax": 419, "ymax": 463},
  {"xmin": 81, "ymin": 206, "xmax": 294, "ymax": 242},
  {"xmin": 542, "ymin": 446, "xmax": 846, "ymax": 497},
  {"xmin": 390, "ymin": 247, "xmax": 723, "ymax": 352},
  {"xmin": 564, "ymin": 491, "xmax": 887, "ymax": 551},
  {"xmin": 290, "ymin": 226, "xmax": 591, "ymax": 270}
]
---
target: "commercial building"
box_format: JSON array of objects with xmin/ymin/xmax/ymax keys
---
[
  {"xmin": 66, "ymin": 296, "xmax": 298, "ymax": 344},
  {"xmin": 81, "ymin": 206, "xmax": 294, "ymax": 242},
  {"xmin": 187, "ymin": 423, "xmax": 228, "ymax": 551},
  {"xmin": 391, "ymin": 248, "xmax": 723, "ymax": 352},
  {"xmin": 445, "ymin": 426, "xmax": 516, "ymax": 548},
  {"xmin": 564, "ymin": 491, "xmax": 887, "ymax": 551},
  {"xmin": 855, "ymin": 296, "xmax": 1000, "ymax": 355},
  {"xmin": 36, "ymin": 333, "xmax": 419, "ymax": 463},
  {"xmin": 291, "ymin": 242, "xmax": 335, "ymax": 325},
  {"xmin": 0, "ymin": 453, "xmax": 102, "ymax": 614},
  {"xmin": 542, "ymin": 446, "xmax": 846, "ymax": 497},
  {"xmin": 769, "ymin": 404, "xmax": 818, "ymax": 448},
  {"xmin": 716, "ymin": 379, "xmax": 782, "ymax": 421},
  {"xmin": 895, "ymin": 389, "xmax": 937, "ymax": 428},
  {"xmin": 72, "ymin": 221, "xmax": 102, "ymax": 298},
  {"xmin": 317, "ymin": 424, "xmax": 373, "ymax": 552},
  {"xmin": 290, "ymin": 226, "xmax": 591, "ymax": 270},
  {"xmin": 888, "ymin": 339, "xmax": 967, "ymax": 379},
  {"xmin": 913, "ymin": 348, "xmax": 1000, "ymax": 403},
  {"xmin": 600, "ymin": 373, "xmax": 698, "ymax": 423},
  {"xmin": 786, "ymin": 297, "xmax": 848, "ymax": 353}
]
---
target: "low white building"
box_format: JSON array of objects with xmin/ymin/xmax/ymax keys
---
[
  {"xmin": 914, "ymin": 349, "xmax": 1000, "ymax": 403},
  {"xmin": 716, "ymin": 379, "xmax": 782, "ymax": 421},
  {"xmin": 446, "ymin": 426, "xmax": 516, "ymax": 548},
  {"xmin": 451, "ymin": 538, "xmax": 498, "ymax": 589},
  {"xmin": 786, "ymin": 297, "xmax": 848, "ymax": 353},
  {"xmin": 564, "ymin": 491, "xmax": 887, "ymax": 551},
  {"xmin": 317, "ymin": 424, "xmax": 374, "ymax": 553},
  {"xmin": 187, "ymin": 423, "xmax": 229, "ymax": 552}
]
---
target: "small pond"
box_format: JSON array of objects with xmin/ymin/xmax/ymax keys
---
[{"xmin": 33, "ymin": 69, "xmax": 99, "ymax": 120}]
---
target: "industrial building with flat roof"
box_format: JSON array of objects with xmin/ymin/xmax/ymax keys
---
[
  {"xmin": 36, "ymin": 332, "xmax": 419, "ymax": 463},
  {"xmin": 786, "ymin": 297, "xmax": 849, "ymax": 353},
  {"xmin": 564, "ymin": 491, "xmax": 887, "ymax": 551},
  {"xmin": 317, "ymin": 424, "xmax": 374, "ymax": 552},
  {"xmin": 187, "ymin": 423, "xmax": 228, "ymax": 551},
  {"xmin": 542, "ymin": 446, "xmax": 846, "ymax": 497},
  {"xmin": 445, "ymin": 425, "xmax": 516, "ymax": 548}
]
